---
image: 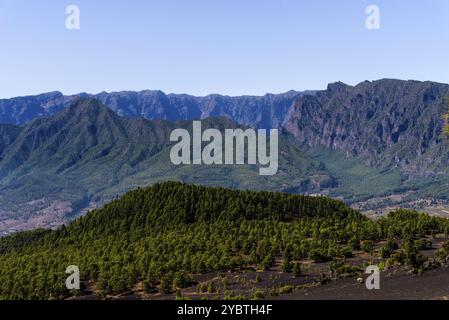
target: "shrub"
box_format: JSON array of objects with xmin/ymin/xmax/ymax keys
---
[
  {"xmin": 173, "ymin": 272, "xmax": 196, "ymax": 289},
  {"xmin": 360, "ymin": 240, "xmax": 374, "ymax": 254},
  {"xmin": 292, "ymin": 263, "xmax": 302, "ymax": 278}
]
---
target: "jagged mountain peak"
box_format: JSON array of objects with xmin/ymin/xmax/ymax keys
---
[
  {"xmin": 326, "ymin": 81, "xmax": 351, "ymax": 92},
  {"xmin": 0, "ymin": 91, "xmax": 64, "ymax": 102},
  {"xmin": 64, "ymin": 97, "xmax": 117, "ymax": 117}
]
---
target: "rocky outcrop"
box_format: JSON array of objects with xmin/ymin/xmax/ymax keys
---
[{"xmin": 283, "ymin": 79, "xmax": 449, "ymax": 177}]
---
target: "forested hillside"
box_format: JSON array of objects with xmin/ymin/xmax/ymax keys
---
[
  {"xmin": 0, "ymin": 98, "xmax": 332, "ymax": 234},
  {"xmin": 1, "ymin": 182, "xmax": 449, "ymax": 300}
]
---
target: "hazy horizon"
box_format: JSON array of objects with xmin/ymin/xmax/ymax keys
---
[{"xmin": 2, "ymin": 77, "xmax": 448, "ymax": 100}]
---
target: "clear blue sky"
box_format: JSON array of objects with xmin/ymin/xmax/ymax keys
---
[{"xmin": 1, "ymin": 0, "xmax": 449, "ymax": 98}]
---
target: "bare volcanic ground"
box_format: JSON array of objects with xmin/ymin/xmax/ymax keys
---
[
  {"xmin": 278, "ymin": 267, "xmax": 449, "ymax": 300},
  {"xmin": 69, "ymin": 237, "xmax": 449, "ymax": 301},
  {"xmin": 70, "ymin": 264, "xmax": 449, "ymax": 301}
]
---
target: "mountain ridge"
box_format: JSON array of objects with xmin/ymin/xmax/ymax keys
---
[
  {"xmin": 0, "ymin": 98, "xmax": 332, "ymax": 234},
  {"xmin": 283, "ymin": 79, "xmax": 449, "ymax": 174},
  {"xmin": 282, "ymin": 79, "xmax": 449, "ymax": 211},
  {"xmin": 0, "ymin": 89, "xmax": 309, "ymax": 129}
]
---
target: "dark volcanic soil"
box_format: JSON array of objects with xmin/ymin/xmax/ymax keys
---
[
  {"xmin": 69, "ymin": 237, "xmax": 449, "ymax": 301},
  {"xmin": 277, "ymin": 267, "xmax": 449, "ymax": 300}
]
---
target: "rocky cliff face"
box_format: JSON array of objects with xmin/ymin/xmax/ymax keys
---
[
  {"xmin": 0, "ymin": 92, "xmax": 74, "ymax": 125},
  {"xmin": 95, "ymin": 90, "xmax": 306, "ymax": 129},
  {"xmin": 0, "ymin": 90, "xmax": 307, "ymax": 129},
  {"xmin": 283, "ymin": 79, "xmax": 449, "ymax": 178}
]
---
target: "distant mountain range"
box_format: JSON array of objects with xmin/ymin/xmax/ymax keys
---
[
  {"xmin": 1, "ymin": 79, "xmax": 449, "ymax": 233},
  {"xmin": 0, "ymin": 90, "xmax": 309, "ymax": 129}
]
